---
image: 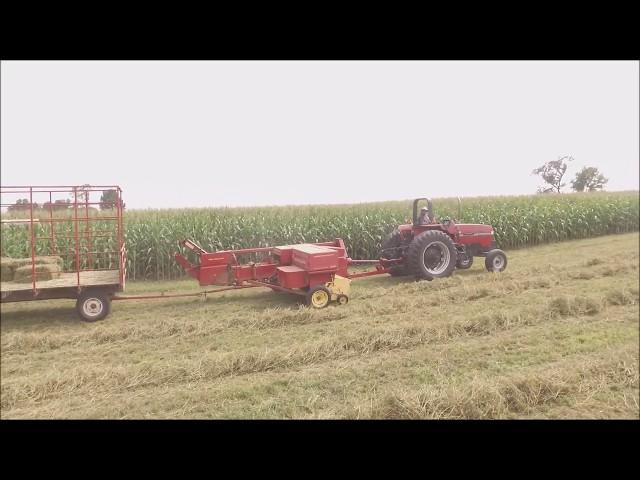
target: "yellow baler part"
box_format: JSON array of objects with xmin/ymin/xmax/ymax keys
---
[{"xmin": 326, "ymin": 274, "xmax": 351, "ymax": 300}]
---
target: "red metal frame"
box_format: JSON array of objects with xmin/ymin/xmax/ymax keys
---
[
  {"xmin": 1, "ymin": 185, "xmax": 126, "ymax": 299},
  {"xmin": 174, "ymin": 237, "xmax": 393, "ymax": 294},
  {"xmin": 395, "ymin": 222, "xmax": 495, "ymax": 251}
]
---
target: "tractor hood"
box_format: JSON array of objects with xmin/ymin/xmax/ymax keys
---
[
  {"xmin": 456, "ymin": 224, "xmax": 494, "ymax": 235},
  {"xmin": 397, "ymin": 222, "xmax": 494, "ymax": 237}
]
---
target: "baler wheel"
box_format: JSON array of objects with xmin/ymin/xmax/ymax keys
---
[
  {"xmin": 406, "ymin": 230, "xmax": 457, "ymax": 279},
  {"xmin": 306, "ymin": 285, "xmax": 331, "ymax": 309}
]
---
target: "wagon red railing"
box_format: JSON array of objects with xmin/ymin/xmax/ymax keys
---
[{"xmin": 1, "ymin": 185, "xmax": 126, "ymax": 320}]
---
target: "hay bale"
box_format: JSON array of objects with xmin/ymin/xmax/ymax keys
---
[
  {"xmin": 13, "ymin": 256, "xmax": 63, "ymax": 268},
  {"xmin": 36, "ymin": 255, "xmax": 62, "ymax": 266},
  {"xmin": 1, "ymin": 257, "xmax": 19, "ymax": 268},
  {"xmin": 4, "ymin": 258, "xmax": 31, "ymax": 270},
  {"xmin": 35, "ymin": 255, "xmax": 63, "ymax": 267},
  {"xmin": 1, "ymin": 255, "xmax": 63, "ymax": 269},
  {"xmin": 1, "ymin": 263, "xmax": 15, "ymax": 281},
  {"xmin": 0, "ymin": 257, "xmax": 20, "ymax": 282},
  {"xmin": 13, "ymin": 263, "xmax": 61, "ymax": 283},
  {"xmin": 1, "ymin": 256, "xmax": 64, "ymax": 282}
]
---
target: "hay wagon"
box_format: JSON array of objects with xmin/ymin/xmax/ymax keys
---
[{"xmin": 1, "ymin": 185, "xmax": 125, "ymax": 321}]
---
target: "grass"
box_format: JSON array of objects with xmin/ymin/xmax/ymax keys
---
[{"xmin": 0, "ymin": 232, "xmax": 638, "ymax": 419}]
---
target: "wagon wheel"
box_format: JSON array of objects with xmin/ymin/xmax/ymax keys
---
[{"xmin": 76, "ymin": 289, "xmax": 111, "ymax": 322}]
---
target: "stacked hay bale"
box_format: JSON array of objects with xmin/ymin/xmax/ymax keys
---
[
  {"xmin": 0, "ymin": 258, "xmax": 17, "ymax": 282},
  {"xmin": 13, "ymin": 263, "xmax": 62, "ymax": 283},
  {"xmin": 1, "ymin": 256, "xmax": 64, "ymax": 283}
]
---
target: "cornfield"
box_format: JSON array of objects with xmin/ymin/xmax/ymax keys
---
[{"xmin": 1, "ymin": 191, "xmax": 638, "ymax": 281}]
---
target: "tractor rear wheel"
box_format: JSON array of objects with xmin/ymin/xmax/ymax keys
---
[
  {"xmin": 407, "ymin": 230, "xmax": 457, "ymax": 279},
  {"xmin": 381, "ymin": 229, "xmax": 409, "ymax": 276}
]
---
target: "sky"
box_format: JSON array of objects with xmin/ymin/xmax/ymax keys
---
[{"xmin": 1, "ymin": 61, "xmax": 638, "ymax": 209}]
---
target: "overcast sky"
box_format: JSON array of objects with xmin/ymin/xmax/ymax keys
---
[{"xmin": 1, "ymin": 61, "xmax": 638, "ymax": 209}]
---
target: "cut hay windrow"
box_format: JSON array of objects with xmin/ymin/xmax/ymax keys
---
[{"xmin": 1, "ymin": 191, "xmax": 638, "ymax": 281}]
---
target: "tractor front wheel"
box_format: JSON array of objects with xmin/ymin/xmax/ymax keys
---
[
  {"xmin": 485, "ymin": 249, "xmax": 507, "ymax": 272},
  {"xmin": 406, "ymin": 230, "xmax": 457, "ymax": 279}
]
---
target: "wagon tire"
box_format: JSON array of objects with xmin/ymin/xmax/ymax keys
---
[
  {"xmin": 76, "ymin": 290, "xmax": 111, "ymax": 322},
  {"xmin": 306, "ymin": 285, "xmax": 331, "ymax": 309},
  {"xmin": 485, "ymin": 249, "xmax": 507, "ymax": 272},
  {"xmin": 381, "ymin": 229, "xmax": 409, "ymax": 277},
  {"xmin": 407, "ymin": 230, "xmax": 457, "ymax": 279}
]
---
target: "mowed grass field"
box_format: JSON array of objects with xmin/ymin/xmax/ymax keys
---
[{"xmin": 1, "ymin": 233, "xmax": 638, "ymax": 419}]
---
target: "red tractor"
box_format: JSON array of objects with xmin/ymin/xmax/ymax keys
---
[{"xmin": 380, "ymin": 198, "xmax": 507, "ymax": 280}]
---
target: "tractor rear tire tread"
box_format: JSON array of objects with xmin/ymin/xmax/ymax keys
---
[{"xmin": 406, "ymin": 230, "xmax": 458, "ymax": 279}]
